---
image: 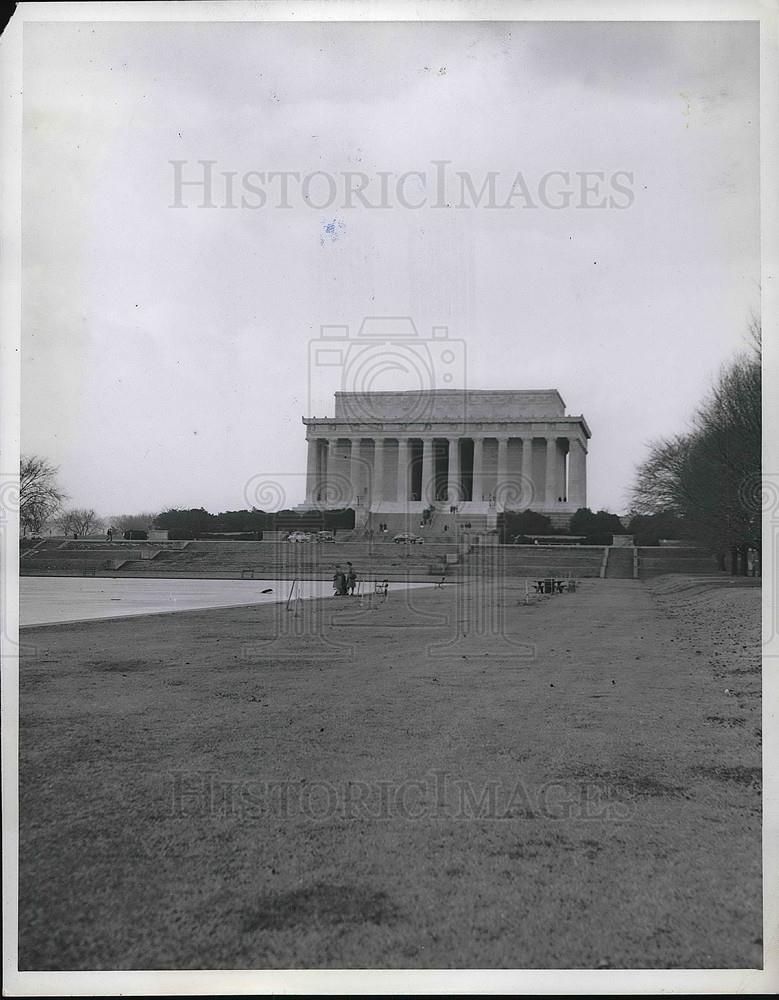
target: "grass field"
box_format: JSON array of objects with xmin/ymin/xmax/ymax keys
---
[{"xmin": 18, "ymin": 575, "xmax": 761, "ymax": 969}]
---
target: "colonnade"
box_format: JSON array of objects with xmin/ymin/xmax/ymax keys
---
[{"xmin": 305, "ymin": 434, "xmax": 587, "ymax": 509}]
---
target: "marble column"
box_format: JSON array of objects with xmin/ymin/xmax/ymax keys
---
[
  {"xmin": 421, "ymin": 437, "xmax": 435, "ymax": 504},
  {"xmin": 471, "ymin": 437, "xmax": 484, "ymax": 503},
  {"xmin": 558, "ymin": 439, "xmax": 569, "ymax": 501},
  {"xmin": 349, "ymin": 439, "xmax": 362, "ymax": 506},
  {"xmin": 545, "ymin": 436, "xmax": 558, "ymax": 505},
  {"xmin": 372, "ymin": 438, "xmax": 384, "ymax": 504},
  {"xmin": 568, "ymin": 438, "xmax": 587, "ymax": 508},
  {"xmin": 447, "ymin": 437, "xmax": 461, "ymax": 503},
  {"xmin": 519, "ymin": 437, "xmax": 532, "ymax": 506},
  {"xmin": 305, "ymin": 438, "xmax": 318, "ymax": 504},
  {"xmin": 318, "ymin": 439, "xmax": 330, "ymax": 502},
  {"xmin": 496, "ymin": 437, "xmax": 509, "ymax": 501},
  {"xmin": 396, "ymin": 438, "xmax": 409, "ymax": 502}
]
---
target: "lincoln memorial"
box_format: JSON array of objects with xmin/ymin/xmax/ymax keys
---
[{"xmin": 302, "ymin": 389, "xmax": 590, "ymax": 529}]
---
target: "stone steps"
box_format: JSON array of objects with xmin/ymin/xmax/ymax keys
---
[
  {"xmin": 455, "ymin": 545, "xmax": 606, "ymax": 578},
  {"xmin": 605, "ymin": 547, "xmax": 635, "ymax": 579},
  {"xmin": 637, "ymin": 548, "xmax": 718, "ymax": 578}
]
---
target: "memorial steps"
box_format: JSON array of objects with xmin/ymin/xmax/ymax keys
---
[
  {"xmin": 23, "ymin": 555, "xmax": 112, "ymax": 574},
  {"xmin": 487, "ymin": 545, "xmax": 716, "ymax": 581},
  {"xmin": 462, "ymin": 545, "xmax": 608, "ymax": 579},
  {"xmin": 21, "ymin": 539, "xmax": 164, "ymax": 574},
  {"xmin": 473, "ymin": 544, "xmax": 717, "ymax": 581},
  {"xmin": 604, "ymin": 546, "xmax": 635, "ymax": 579},
  {"xmin": 20, "ymin": 537, "xmax": 62, "ymax": 555},
  {"xmin": 422, "ymin": 510, "xmax": 497, "ymax": 538},
  {"xmin": 117, "ymin": 540, "xmax": 454, "ymax": 581},
  {"xmin": 21, "ymin": 538, "xmax": 721, "ymax": 583},
  {"xmin": 19, "ymin": 537, "xmax": 66, "ymax": 563},
  {"xmin": 636, "ymin": 547, "xmax": 718, "ymax": 579}
]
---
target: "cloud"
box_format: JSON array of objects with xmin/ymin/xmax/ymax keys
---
[{"xmin": 21, "ymin": 19, "xmax": 760, "ymax": 514}]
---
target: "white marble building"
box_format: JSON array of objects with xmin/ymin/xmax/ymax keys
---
[{"xmin": 302, "ymin": 390, "xmax": 590, "ymax": 527}]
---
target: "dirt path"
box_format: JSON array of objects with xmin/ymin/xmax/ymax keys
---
[{"xmin": 18, "ymin": 577, "xmax": 761, "ymax": 969}]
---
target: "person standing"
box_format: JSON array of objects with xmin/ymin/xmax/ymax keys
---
[
  {"xmin": 346, "ymin": 562, "xmax": 357, "ymax": 596},
  {"xmin": 333, "ymin": 565, "xmax": 346, "ymax": 596}
]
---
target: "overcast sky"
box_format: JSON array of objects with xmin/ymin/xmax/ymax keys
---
[{"xmin": 22, "ymin": 19, "xmax": 759, "ymax": 517}]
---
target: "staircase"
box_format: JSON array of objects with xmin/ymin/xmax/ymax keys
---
[
  {"xmin": 604, "ymin": 546, "xmax": 634, "ymax": 579},
  {"xmin": 636, "ymin": 547, "xmax": 717, "ymax": 578},
  {"xmin": 458, "ymin": 544, "xmax": 606, "ymax": 579},
  {"xmin": 453, "ymin": 513, "xmax": 496, "ymax": 533}
]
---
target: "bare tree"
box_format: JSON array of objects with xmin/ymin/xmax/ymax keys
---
[
  {"xmin": 631, "ymin": 434, "xmax": 691, "ymax": 516},
  {"xmin": 20, "ymin": 455, "xmax": 67, "ymax": 535},
  {"xmin": 57, "ymin": 508, "xmax": 103, "ymax": 538},
  {"xmin": 631, "ymin": 325, "xmax": 761, "ymax": 569}
]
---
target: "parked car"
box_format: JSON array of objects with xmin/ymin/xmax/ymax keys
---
[
  {"xmin": 315, "ymin": 530, "xmax": 335, "ymax": 543},
  {"xmin": 393, "ymin": 532, "xmax": 423, "ymax": 544},
  {"xmin": 287, "ymin": 531, "xmax": 313, "ymax": 542}
]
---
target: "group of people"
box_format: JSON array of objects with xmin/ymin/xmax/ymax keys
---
[{"xmin": 332, "ymin": 561, "xmax": 357, "ymax": 596}]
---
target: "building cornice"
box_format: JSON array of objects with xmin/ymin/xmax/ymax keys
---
[{"xmin": 303, "ymin": 416, "xmax": 590, "ymax": 440}]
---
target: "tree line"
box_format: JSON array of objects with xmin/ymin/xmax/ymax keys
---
[
  {"xmin": 153, "ymin": 507, "xmax": 354, "ymax": 539},
  {"xmin": 19, "ymin": 322, "xmax": 760, "ymax": 563},
  {"xmin": 630, "ymin": 322, "xmax": 760, "ymax": 572},
  {"xmin": 499, "ymin": 507, "xmax": 684, "ymax": 546},
  {"xmin": 18, "ymin": 462, "xmax": 355, "ymax": 540}
]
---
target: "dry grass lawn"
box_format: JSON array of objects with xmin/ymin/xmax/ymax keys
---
[{"xmin": 18, "ymin": 575, "xmax": 761, "ymax": 969}]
